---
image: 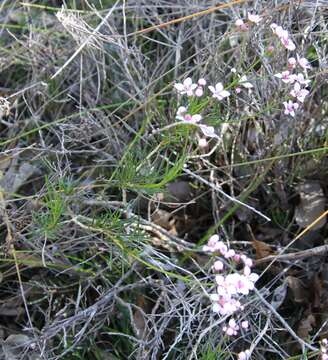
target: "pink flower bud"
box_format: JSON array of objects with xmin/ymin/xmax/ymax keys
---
[
  {"xmin": 198, "ymin": 78, "xmax": 206, "ymax": 86},
  {"xmin": 213, "ymin": 260, "xmax": 224, "ymax": 272}
]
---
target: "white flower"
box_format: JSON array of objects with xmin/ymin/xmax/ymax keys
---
[
  {"xmin": 280, "ymin": 36, "xmax": 296, "ymax": 51},
  {"xmin": 239, "ymin": 75, "xmax": 253, "ymax": 89},
  {"xmin": 288, "ymin": 57, "xmax": 297, "ymax": 69},
  {"xmin": 290, "ymin": 73, "xmax": 310, "ymax": 86},
  {"xmin": 297, "ymin": 55, "xmax": 311, "ymax": 70},
  {"xmin": 198, "ymin": 138, "xmax": 208, "ymax": 148},
  {"xmin": 283, "ymin": 100, "xmax": 299, "ymax": 117},
  {"xmin": 271, "ymin": 24, "xmax": 296, "ymax": 51},
  {"xmin": 208, "ymin": 83, "xmax": 230, "ymax": 100},
  {"xmin": 176, "ymin": 107, "xmax": 202, "ymax": 123},
  {"xmin": 174, "ymin": 78, "xmax": 197, "ymax": 96},
  {"xmin": 199, "ymin": 124, "xmax": 217, "ymax": 138},
  {"xmin": 290, "ymin": 82, "xmax": 310, "ymax": 102},
  {"xmin": 241, "ymin": 320, "xmax": 249, "ymax": 329},
  {"xmin": 235, "ymin": 19, "xmax": 244, "ymax": 27},
  {"xmin": 175, "ymin": 106, "xmax": 187, "ymax": 121},
  {"xmin": 213, "ymin": 260, "xmax": 224, "ymax": 272},
  {"xmin": 195, "ymin": 87, "xmax": 204, "ymax": 97},
  {"xmin": 274, "ymin": 70, "xmax": 293, "ymax": 84},
  {"xmin": 248, "ymin": 12, "xmax": 261, "ymax": 24}
]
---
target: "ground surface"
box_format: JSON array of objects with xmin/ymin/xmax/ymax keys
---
[{"xmin": 0, "ymin": 1, "xmax": 328, "ymax": 359}]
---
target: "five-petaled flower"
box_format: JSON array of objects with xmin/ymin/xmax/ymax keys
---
[
  {"xmin": 239, "ymin": 75, "xmax": 254, "ymax": 89},
  {"xmin": 208, "ymin": 83, "xmax": 230, "ymax": 100},
  {"xmin": 176, "ymin": 106, "xmax": 202, "ymax": 123},
  {"xmin": 297, "ymin": 55, "xmax": 311, "ymax": 70},
  {"xmin": 274, "ymin": 70, "xmax": 293, "ymax": 83},
  {"xmin": 174, "ymin": 77, "xmax": 197, "ymax": 96},
  {"xmin": 223, "ymin": 318, "xmax": 239, "ymax": 336},
  {"xmin": 283, "ymin": 100, "xmax": 299, "ymax": 117},
  {"xmin": 290, "ymin": 82, "xmax": 309, "ymax": 102}
]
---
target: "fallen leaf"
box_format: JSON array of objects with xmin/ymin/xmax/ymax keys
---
[
  {"xmin": 151, "ymin": 209, "xmax": 177, "ymax": 235},
  {"xmin": 252, "ymin": 239, "xmax": 274, "ymax": 259},
  {"xmin": 3, "ymin": 334, "xmax": 31, "ymax": 360},
  {"xmin": 286, "ymin": 276, "xmax": 308, "ymax": 304},
  {"xmin": 297, "ymin": 313, "xmax": 315, "ymax": 339},
  {"xmin": 270, "ymin": 281, "xmax": 288, "ymax": 310},
  {"xmin": 295, "ymin": 181, "xmax": 326, "ymax": 230},
  {"xmin": 0, "ymin": 162, "xmax": 38, "ymax": 195}
]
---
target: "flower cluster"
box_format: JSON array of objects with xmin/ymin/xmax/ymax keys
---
[
  {"xmin": 237, "ymin": 349, "xmax": 251, "ymax": 360},
  {"xmin": 270, "ymin": 24, "xmax": 311, "ymax": 117},
  {"xmin": 270, "ymin": 23, "xmax": 296, "ymax": 51},
  {"xmin": 321, "ymin": 339, "xmax": 328, "ymax": 360},
  {"xmin": 174, "ymin": 77, "xmax": 231, "ymax": 139},
  {"xmin": 235, "ymin": 12, "xmax": 262, "ymax": 31},
  {"xmin": 203, "ymin": 235, "xmax": 257, "ymax": 358}
]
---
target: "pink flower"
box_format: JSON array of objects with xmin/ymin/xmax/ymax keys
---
[
  {"xmin": 195, "ymin": 78, "xmax": 206, "ymax": 97},
  {"xmin": 208, "ymin": 234, "xmax": 219, "ymax": 247},
  {"xmin": 243, "ymin": 266, "xmax": 260, "ymax": 283},
  {"xmin": 223, "ymin": 318, "xmax": 239, "ymax": 336},
  {"xmin": 284, "ymin": 101, "xmax": 298, "ymax": 116},
  {"xmin": 290, "ymin": 82, "xmax": 310, "ymax": 102},
  {"xmin": 195, "ymin": 87, "xmax": 204, "ymax": 97},
  {"xmin": 248, "ymin": 12, "xmax": 261, "ymax": 24},
  {"xmin": 241, "ymin": 255, "xmax": 253, "ymax": 267},
  {"xmin": 213, "ymin": 260, "xmax": 224, "ymax": 272},
  {"xmin": 297, "ymin": 55, "xmax": 311, "ymax": 70},
  {"xmin": 280, "ymin": 36, "xmax": 296, "ymax": 51},
  {"xmin": 235, "ymin": 87, "xmax": 242, "ymax": 94},
  {"xmin": 215, "ymin": 241, "xmax": 228, "ymax": 255},
  {"xmin": 203, "ymin": 235, "xmax": 223, "ymax": 252},
  {"xmin": 208, "ymin": 83, "xmax": 230, "ymax": 100},
  {"xmin": 224, "ymin": 249, "xmax": 236, "ymax": 259},
  {"xmin": 235, "ymin": 19, "xmax": 248, "ymax": 31},
  {"xmin": 270, "ymin": 24, "xmax": 296, "ymax": 51},
  {"xmin": 290, "ymin": 73, "xmax": 310, "ymax": 86},
  {"xmin": 211, "ymin": 296, "xmax": 242, "ymax": 316},
  {"xmin": 241, "ymin": 320, "xmax": 249, "ymax": 329},
  {"xmin": 176, "ymin": 107, "xmax": 202, "ymax": 123},
  {"xmin": 238, "ymin": 349, "xmax": 251, "ymax": 360},
  {"xmin": 288, "ymin": 57, "xmax": 297, "ymax": 69},
  {"xmin": 174, "ymin": 78, "xmax": 197, "ymax": 96},
  {"xmin": 176, "ymin": 106, "xmax": 187, "ymax": 121},
  {"xmin": 274, "ymin": 70, "xmax": 293, "ymax": 84},
  {"xmin": 233, "ymin": 254, "xmax": 241, "ymax": 262}
]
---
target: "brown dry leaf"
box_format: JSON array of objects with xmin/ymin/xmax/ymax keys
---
[
  {"xmin": 151, "ymin": 209, "xmax": 177, "ymax": 235},
  {"xmin": 252, "ymin": 239, "xmax": 274, "ymax": 259},
  {"xmin": 286, "ymin": 276, "xmax": 308, "ymax": 304},
  {"xmin": 0, "ymin": 162, "xmax": 38, "ymax": 195},
  {"xmin": 295, "ymin": 181, "xmax": 326, "ymax": 230},
  {"xmin": 297, "ymin": 313, "xmax": 316, "ymax": 339},
  {"xmin": 133, "ymin": 296, "xmax": 150, "ymax": 340},
  {"xmin": 0, "ymin": 154, "xmax": 12, "ymax": 172}
]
